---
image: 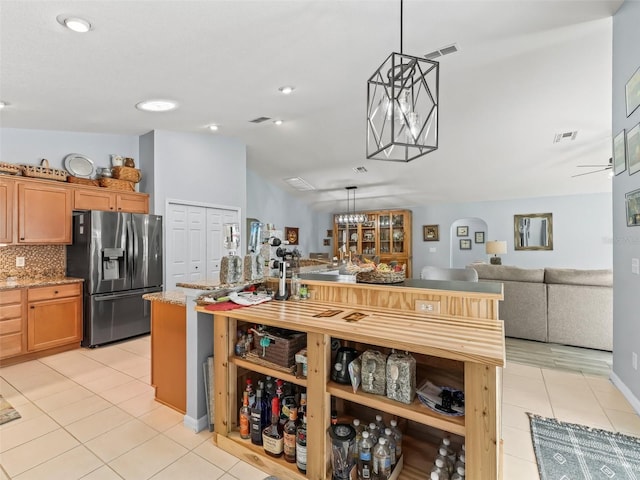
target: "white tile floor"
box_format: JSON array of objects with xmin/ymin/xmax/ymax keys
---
[{"xmin": 1, "ymin": 336, "xmax": 639, "ymax": 480}]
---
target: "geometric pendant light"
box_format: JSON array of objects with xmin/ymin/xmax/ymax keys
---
[{"xmin": 366, "ymin": 0, "xmax": 439, "ymax": 162}]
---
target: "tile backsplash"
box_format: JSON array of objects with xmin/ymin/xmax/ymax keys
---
[{"xmin": 0, "ymin": 245, "xmax": 66, "ymax": 280}]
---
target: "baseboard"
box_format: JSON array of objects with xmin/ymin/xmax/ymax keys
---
[
  {"xmin": 610, "ymin": 371, "xmax": 640, "ymax": 416},
  {"xmin": 183, "ymin": 413, "xmax": 209, "ymax": 433}
]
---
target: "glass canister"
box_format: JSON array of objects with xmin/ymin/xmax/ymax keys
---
[{"xmin": 386, "ymin": 351, "xmax": 416, "ymax": 404}]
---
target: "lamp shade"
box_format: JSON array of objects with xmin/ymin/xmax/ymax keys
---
[{"xmin": 486, "ymin": 241, "xmax": 507, "ymax": 255}]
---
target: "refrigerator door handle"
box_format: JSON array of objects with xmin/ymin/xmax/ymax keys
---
[
  {"xmin": 132, "ymin": 218, "xmax": 139, "ymax": 278},
  {"xmin": 127, "ymin": 219, "xmax": 135, "ymax": 281}
]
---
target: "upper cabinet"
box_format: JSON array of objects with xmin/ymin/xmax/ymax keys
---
[
  {"xmin": 333, "ymin": 209, "xmax": 412, "ymax": 276},
  {"xmin": 0, "ymin": 178, "xmax": 14, "ymax": 243},
  {"xmin": 17, "ymin": 179, "xmax": 72, "ymax": 244},
  {"xmin": 1, "ymin": 177, "xmax": 149, "ymax": 245}
]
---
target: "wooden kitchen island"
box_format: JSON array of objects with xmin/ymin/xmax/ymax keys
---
[{"xmin": 196, "ymin": 277, "xmax": 505, "ymax": 480}]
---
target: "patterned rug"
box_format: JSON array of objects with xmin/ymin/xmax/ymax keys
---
[
  {"xmin": 529, "ymin": 413, "xmax": 640, "ymax": 479},
  {"xmin": 0, "ymin": 394, "xmax": 21, "ymax": 425}
]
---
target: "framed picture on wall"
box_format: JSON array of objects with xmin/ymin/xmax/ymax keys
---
[
  {"xmin": 626, "ymin": 188, "xmax": 640, "ymax": 227},
  {"xmin": 456, "ymin": 226, "xmax": 468, "ymax": 237},
  {"xmin": 326, "ymin": 229, "xmax": 333, "ymax": 238},
  {"xmin": 323, "ymin": 238, "xmax": 331, "ymax": 246},
  {"xmin": 423, "ymin": 224, "xmax": 439, "ymax": 241},
  {"xmin": 474, "ymin": 231, "xmax": 485, "ymax": 244},
  {"xmin": 285, "ymin": 227, "xmax": 299, "ymax": 245},
  {"xmin": 627, "ymin": 122, "xmax": 640, "ymax": 176},
  {"xmin": 460, "ymin": 239, "xmax": 472, "ymax": 250},
  {"xmin": 626, "ymin": 66, "xmax": 640, "ymax": 117},
  {"xmin": 613, "ymin": 129, "xmax": 627, "ymax": 175}
]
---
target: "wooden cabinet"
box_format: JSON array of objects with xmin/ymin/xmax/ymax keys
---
[
  {"xmin": 334, "ymin": 209, "xmax": 412, "ymax": 277},
  {"xmin": 0, "ymin": 289, "xmax": 26, "ymax": 360},
  {"xmin": 115, "ymin": 191, "xmax": 149, "ymax": 213},
  {"xmin": 27, "ymin": 283, "xmax": 82, "ymax": 352},
  {"xmin": 150, "ymin": 301, "xmax": 187, "ymax": 413},
  {"xmin": 17, "ymin": 180, "xmax": 72, "ymax": 244},
  {"xmin": 0, "ymin": 177, "xmax": 14, "ymax": 244},
  {"xmin": 199, "ymin": 279, "xmax": 504, "ymax": 480},
  {"xmin": 73, "ymin": 186, "xmax": 149, "ymax": 214}
]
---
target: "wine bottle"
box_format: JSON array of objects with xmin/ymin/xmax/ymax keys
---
[
  {"xmin": 250, "ymin": 389, "xmax": 263, "ymax": 445},
  {"xmin": 239, "ymin": 391, "xmax": 251, "ymax": 440},
  {"xmin": 283, "ymin": 406, "xmax": 298, "ymax": 463},
  {"xmin": 263, "ymin": 397, "xmax": 284, "ymax": 457},
  {"xmin": 296, "ymin": 413, "xmax": 307, "ymax": 473}
]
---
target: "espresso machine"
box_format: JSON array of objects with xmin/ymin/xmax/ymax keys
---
[{"xmin": 271, "ymin": 245, "xmax": 293, "ymax": 300}]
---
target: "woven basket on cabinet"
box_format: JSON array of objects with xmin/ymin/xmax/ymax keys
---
[{"xmin": 21, "ymin": 159, "xmax": 68, "ymax": 182}]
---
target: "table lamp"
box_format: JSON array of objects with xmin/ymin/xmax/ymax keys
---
[{"xmin": 486, "ymin": 241, "xmax": 507, "ymax": 265}]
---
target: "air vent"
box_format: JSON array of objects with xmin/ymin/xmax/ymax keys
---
[
  {"xmin": 284, "ymin": 177, "xmax": 316, "ymax": 191},
  {"xmin": 250, "ymin": 116, "xmax": 271, "ymax": 123},
  {"xmin": 424, "ymin": 43, "xmax": 459, "ymax": 60},
  {"xmin": 353, "ymin": 166, "xmax": 368, "ymax": 174},
  {"xmin": 553, "ymin": 131, "xmax": 578, "ymax": 143}
]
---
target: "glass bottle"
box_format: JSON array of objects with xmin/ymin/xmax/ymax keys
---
[
  {"xmin": 372, "ymin": 437, "xmax": 392, "ymax": 480},
  {"xmin": 283, "ymin": 407, "xmax": 298, "ymax": 463},
  {"xmin": 367, "ymin": 422, "xmax": 379, "ymax": 446},
  {"xmin": 290, "ymin": 273, "xmax": 301, "ymax": 300},
  {"xmin": 239, "ymin": 391, "xmax": 251, "ymax": 439},
  {"xmin": 351, "ymin": 418, "xmax": 363, "ymax": 462},
  {"xmin": 358, "ymin": 430, "xmax": 373, "ymax": 480},
  {"xmin": 296, "ymin": 414, "xmax": 307, "ymax": 473},
  {"xmin": 375, "ymin": 414, "xmax": 386, "ymax": 432},
  {"xmin": 299, "ymin": 392, "xmax": 307, "ymax": 418},
  {"xmin": 389, "ymin": 419, "xmax": 402, "ymax": 459},
  {"xmin": 250, "ymin": 389, "xmax": 263, "ymax": 445},
  {"xmin": 262, "ymin": 397, "xmax": 284, "ymax": 458},
  {"xmin": 245, "ymin": 378, "xmax": 255, "ymax": 409}
]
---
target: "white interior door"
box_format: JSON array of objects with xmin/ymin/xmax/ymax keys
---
[
  {"xmin": 167, "ymin": 201, "xmax": 241, "ymax": 289},
  {"xmin": 188, "ymin": 206, "xmax": 207, "ymax": 283}
]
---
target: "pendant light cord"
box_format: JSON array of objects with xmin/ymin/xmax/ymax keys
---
[{"xmin": 400, "ymin": 0, "xmax": 403, "ymax": 54}]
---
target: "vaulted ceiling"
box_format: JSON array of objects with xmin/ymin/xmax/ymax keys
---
[{"xmin": 0, "ymin": 0, "xmax": 622, "ymax": 211}]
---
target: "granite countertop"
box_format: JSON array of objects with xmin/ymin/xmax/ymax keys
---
[
  {"xmin": 142, "ymin": 290, "xmax": 186, "ymax": 306},
  {"xmin": 0, "ymin": 277, "xmax": 84, "ymax": 291}
]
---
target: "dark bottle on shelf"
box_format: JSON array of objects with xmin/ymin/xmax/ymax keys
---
[
  {"xmin": 250, "ymin": 389, "xmax": 264, "ymax": 445},
  {"xmin": 283, "ymin": 406, "xmax": 298, "ymax": 463},
  {"xmin": 296, "ymin": 413, "xmax": 307, "ymax": 473},
  {"xmin": 263, "ymin": 397, "xmax": 284, "ymax": 457},
  {"xmin": 245, "ymin": 378, "xmax": 255, "ymax": 408},
  {"xmin": 239, "ymin": 391, "xmax": 251, "ymax": 440}
]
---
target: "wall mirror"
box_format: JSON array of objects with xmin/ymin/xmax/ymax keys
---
[{"xmin": 514, "ymin": 213, "xmax": 553, "ymax": 250}]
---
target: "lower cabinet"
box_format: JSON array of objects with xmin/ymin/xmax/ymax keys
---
[
  {"xmin": 150, "ymin": 301, "xmax": 187, "ymax": 413},
  {"xmin": 27, "ymin": 283, "xmax": 82, "ymax": 352},
  {"xmin": 0, "ymin": 289, "xmax": 26, "ymax": 360}
]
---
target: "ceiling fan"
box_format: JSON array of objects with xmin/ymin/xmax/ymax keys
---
[{"xmin": 572, "ymin": 158, "xmax": 613, "ymax": 178}]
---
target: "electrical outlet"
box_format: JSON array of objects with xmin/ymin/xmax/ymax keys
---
[
  {"xmin": 633, "ymin": 352, "xmax": 638, "ymax": 371},
  {"xmin": 632, "ymin": 258, "xmax": 639, "ymax": 275},
  {"xmin": 16, "ymin": 257, "xmax": 25, "ymax": 267},
  {"xmin": 415, "ymin": 300, "xmax": 440, "ymax": 314}
]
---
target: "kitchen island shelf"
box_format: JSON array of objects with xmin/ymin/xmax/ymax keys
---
[
  {"xmin": 197, "ymin": 278, "xmax": 504, "ymax": 480},
  {"xmin": 231, "ymin": 356, "xmax": 307, "ymax": 387},
  {"xmin": 327, "ymin": 381, "xmax": 465, "ymax": 437}
]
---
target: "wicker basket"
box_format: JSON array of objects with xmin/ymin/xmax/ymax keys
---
[
  {"xmin": 111, "ymin": 166, "xmax": 141, "ymax": 183},
  {"xmin": 67, "ymin": 176, "xmax": 99, "ymax": 187},
  {"xmin": 356, "ymin": 268, "xmax": 406, "ymax": 284},
  {"xmin": 0, "ymin": 162, "xmax": 22, "ymax": 175},
  {"xmin": 99, "ymin": 177, "xmax": 135, "ymax": 191},
  {"xmin": 21, "ymin": 159, "xmax": 68, "ymax": 182}
]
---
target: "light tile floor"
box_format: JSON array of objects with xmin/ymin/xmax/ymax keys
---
[{"xmin": 1, "ymin": 336, "xmax": 639, "ymax": 479}]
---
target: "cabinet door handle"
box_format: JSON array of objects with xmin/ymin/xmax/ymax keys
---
[
  {"xmin": 54, "ymin": 290, "xmax": 59, "ymax": 294},
  {"xmin": 30, "ymin": 305, "xmax": 34, "ymax": 309},
  {"xmin": 20, "ymin": 237, "xmax": 25, "ymax": 240}
]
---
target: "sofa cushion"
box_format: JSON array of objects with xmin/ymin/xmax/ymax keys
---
[
  {"xmin": 471, "ymin": 264, "xmax": 545, "ymax": 283},
  {"xmin": 544, "ymin": 268, "xmax": 612, "ymax": 287}
]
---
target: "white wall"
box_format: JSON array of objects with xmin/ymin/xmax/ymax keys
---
[
  {"xmin": 0, "ymin": 128, "xmax": 138, "ymax": 173},
  {"xmin": 409, "ymin": 192, "xmax": 612, "ymax": 274},
  {"xmin": 246, "ymin": 169, "xmax": 333, "ymax": 256},
  {"xmin": 612, "ymin": 0, "xmax": 640, "ymax": 409}
]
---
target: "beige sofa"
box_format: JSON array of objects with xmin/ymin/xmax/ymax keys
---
[{"xmin": 469, "ymin": 264, "xmax": 613, "ymax": 351}]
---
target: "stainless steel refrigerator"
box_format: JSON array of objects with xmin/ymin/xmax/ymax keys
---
[{"xmin": 67, "ymin": 211, "xmax": 163, "ymax": 347}]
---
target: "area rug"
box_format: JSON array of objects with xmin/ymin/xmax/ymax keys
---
[
  {"xmin": 0, "ymin": 394, "xmax": 21, "ymax": 425},
  {"xmin": 529, "ymin": 413, "xmax": 640, "ymax": 479}
]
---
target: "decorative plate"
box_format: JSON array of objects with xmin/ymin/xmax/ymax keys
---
[
  {"xmin": 416, "ymin": 380, "xmax": 465, "ymax": 416},
  {"xmin": 64, "ymin": 153, "xmax": 95, "ymax": 178}
]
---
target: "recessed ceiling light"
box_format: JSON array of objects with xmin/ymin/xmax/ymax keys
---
[
  {"xmin": 273, "ymin": 119, "xmax": 283, "ymax": 125},
  {"xmin": 208, "ymin": 124, "xmax": 219, "ymax": 131},
  {"xmin": 135, "ymin": 99, "xmax": 178, "ymax": 112},
  {"xmin": 57, "ymin": 15, "xmax": 92, "ymax": 33},
  {"xmin": 278, "ymin": 86, "xmax": 295, "ymax": 95},
  {"xmin": 284, "ymin": 177, "xmax": 315, "ymax": 191},
  {"xmin": 0, "ymin": 101, "xmax": 6, "ymax": 110}
]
